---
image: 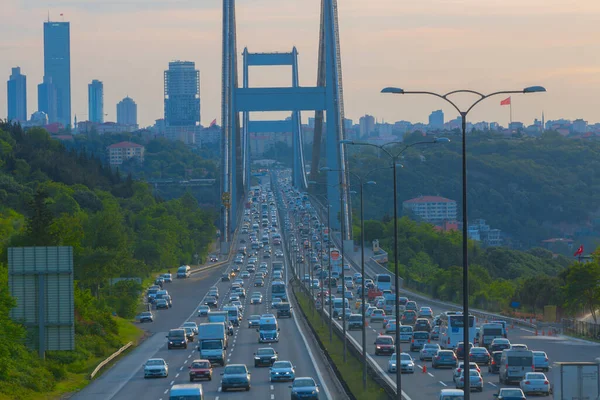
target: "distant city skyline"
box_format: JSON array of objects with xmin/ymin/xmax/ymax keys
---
[
  {"xmin": 43, "ymin": 20, "xmax": 71, "ymax": 127},
  {"xmin": 1, "ymin": 1, "xmax": 599, "ymax": 127}
]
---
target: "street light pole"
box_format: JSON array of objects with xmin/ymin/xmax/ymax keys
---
[
  {"xmin": 340, "ymin": 186, "xmax": 347, "ymax": 363},
  {"xmin": 381, "ymin": 85, "xmax": 546, "ymax": 397}
]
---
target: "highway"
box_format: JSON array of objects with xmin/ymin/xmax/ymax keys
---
[
  {"xmin": 272, "ymin": 170, "xmax": 600, "ymax": 400},
  {"xmin": 74, "ymin": 179, "xmax": 339, "ymax": 400}
]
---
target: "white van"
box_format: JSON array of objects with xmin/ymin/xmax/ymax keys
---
[
  {"xmin": 177, "ymin": 265, "xmax": 191, "ymax": 278},
  {"xmin": 438, "ymin": 388, "xmax": 464, "ymax": 399},
  {"xmin": 169, "ymin": 383, "xmax": 203, "ymax": 399},
  {"xmin": 499, "ymin": 348, "xmax": 534, "ymax": 384}
]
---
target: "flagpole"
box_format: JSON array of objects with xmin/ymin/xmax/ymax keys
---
[{"xmin": 510, "ymin": 99, "xmax": 513, "ymax": 125}]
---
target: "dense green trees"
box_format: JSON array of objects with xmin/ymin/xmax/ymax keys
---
[{"xmin": 0, "ymin": 121, "xmax": 217, "ymax": 398}]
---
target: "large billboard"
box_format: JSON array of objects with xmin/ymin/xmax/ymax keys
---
[{"xmin": 8, "ymin": 247, "xmax": 75, "ymax": 356}]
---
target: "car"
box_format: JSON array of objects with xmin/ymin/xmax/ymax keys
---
[
  {"xmin": 490, "ymin": 338, "xmax": 511, "ymax": 352},
  {"xmin": 162, "ymin": 273, "xmax": 173, "ymax": 283},
  {"xmin": 210, "ymin": 255, "xmax": 219, "ymax": 262},
  {"xmin": 374, "ymin": 335, "xmax": 395, "ymax": 356},
  {"xmin": 511, "ymin": 344, "xmax": 528, "ymax": 350},
  {"xmin": 248, "ymin": 314, "xmax": 261, "ymax": 328},
  {"xmin": 182, "ymin": 321, "xmax": 199, "ymax": 335},
  {"xmin": 222, "ymin": 272, "xmax": 232, "ymax": 282},
  {"xmin": 453, "ymin": 362, "xmax": 480, "ymax": 383},
  {"xmin": 188, "ymin": 359, "xmax": 212, "ymax": 381},
  {"xmin": 289, "ymin": 377, "xmax": 320, "ymax": 400},
  {"xmin": 204, "ymin": 296, "xmax": 218, "ymax": 308},
  {"xmin": 251, "ymin": 296, "xmax": 263, "ymax": 305},
  {"xmin": 246, "ymin": 264, "xmax": 256, "ymax": 273},
  {"xmin": 418, "ymin": 307, "xmax": 433, "ymax": 318},
  {"xmin": 155, "ymin": 299, "xmax": 169, "ymax": 310},
  {"xmin": 431, "ymin": 325, "xmax": 440, "ymax": 340},
  {"xmin": 384, "ymin": 319, "xmax": 397, "ymax": 334},
  {"xmin": 389, "ymin": 352, "xmax": 415, "ymax": 373},
  {"xmin": 420, "ymin": 343, "xmax": 441, "ymax": 361},
  {"xmin": 370, "ymin": 309, "xmax": 386, "ymax": 322},
  {"xmin": 254, "ymin": 347, "xmax": 278, "ymax": 367},
  {"xmin": 138, "ymin": 311, "xmax": 154, "ymax": 323},
  {"xmin": 241, "ymin": 271, "xmax": 251, "ymax": 279},
  {"xmin": 272, "ymin": 298, "xmax": 283, "ymax": 308},
  {"xmin": 155, "ymin": 276, "xmax": 165, "ymax": 286},
  {"xmin": 455, "ymin": 369, "xmax": 483, "ymax": 391},
  {"xmin": 209, "ymin": 288, "xmax": 219, "ymax": 298},
  {"xmin": 347, "ymin": 314, "xmax": 363, "ymax": 330},
  {"xmin": 269, "ymin": 360, "xmax": 296, "ymax": 382},
  {"xmin": 519, "ymin": 372, "xmax": 550, "ymax": 395},
  {"xmin": 533, "ymin": 351, "xmax": 550, "ymax": 372},
  {"xmin": 432, "ymin": 350, "xmax": 458, "ymax": 369},
  {"xmin": 414, "ymin": 318, "xmax": 432, "ymax": 332},
  {"xmin": 494, "ymin": 388, "xmax": 527, "ymax": 399},
  {"xmin": 486, "ymin": 351, "xmax": 502, "ymax": 374},
  {"xmin": 163, "ymin": 294, "xmax": 173, "ymax": 308},
  {"xmin": 197, "ymin": 305, "xmax": 210, "ymax": 317},
  {"xmin": 144, "ymin": 358, "xmax": 168, "ymax": 378},
  {"xmin": 469, "ymin": 346, "xmax": 491, "ymax": 365},
  {"xmin": 229, "ymin": 294, "xmax": 240, "ymax": 302},
  {"xmin": 365, "ymin": 306, "xmax": 377, "ymax": 318},
  {"xmin": 455, "ymin": 342, "xmax": 473, "ymax": 360},
  {"xmin": 221, "ymin": 364, "xmax": 251, "ymax": 392},
  {"xmin": 167, "ymin": 328, "xmax": 188, "ymax": 349},
  {"xmin": 231, "ymin": 300, "xmax": 244, "ymax": 312},
  {"xmin": 181, "ymin": 326, "xmax": 195, "ymax": 342},
  {"xmin": 438, "ymin": 388, "xmax": 466, "ymax": 400},
  {"xmin": 254, "ymin": 278, "xmax": 265, "ymax": 287}
]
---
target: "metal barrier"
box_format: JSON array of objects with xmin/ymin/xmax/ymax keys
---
[
  {"xmin": 89, "ymin": 341, "xmax": 134, "ymax": 380},
  {"xmin": 562, "ymin": 318, "xmax": 600, "ymax": 340}
]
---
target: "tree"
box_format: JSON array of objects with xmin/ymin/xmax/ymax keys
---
[
  {"xmin": 563, "ymin": 260, "xmax": 600, "ymax": 323},
  {"xmin": 24, "ymin": 189, "xmax": 58, "ymax": 246}
]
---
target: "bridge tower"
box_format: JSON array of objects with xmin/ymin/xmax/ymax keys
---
[{"xmin": 221, "ymin": 0, "xmax": 352, "ymax": 253}]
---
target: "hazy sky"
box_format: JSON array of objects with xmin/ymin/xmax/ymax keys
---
[{"xmin": 2, "ymin": 0, "xmax": 599, "ymax": 128}]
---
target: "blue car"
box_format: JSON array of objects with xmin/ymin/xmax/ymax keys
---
[
  {"xmin": 270, "ymin": 360, "xmax": 295, "ymax": 382},
  {"xmin": 533, "ymin": 351, "xmax": 550, "ymax": 372},
  {"xmin": 290, "ymin": 377, "xmax": 319, "ymax": 399}
]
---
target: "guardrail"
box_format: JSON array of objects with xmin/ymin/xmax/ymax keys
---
[{"xmin": 90, "ymin": 341, "xmax": 133, "ymax": 380}]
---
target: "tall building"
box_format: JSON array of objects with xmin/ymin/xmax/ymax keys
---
[
  {"xmin": 359, "ymin": 114, "xmax": 375, "ymax": 137},
  {"xmin": 402, "ymin": 195, "xmax": 457, "ymax": 224},
  {"xmin": 428, "ymin": 110, "xmax": 444, "ymax": 129},
  {"xmin": 38, "ymin": 75, "xmax": 57, "ymax": 123},
  {"xmin": 88, "ymin": 79, "xmax": 104, "ymax": 123},
  {"xmin": 44, "ymin": 21, "xmax": 71, "ymax": 127},
  {"xmin": 7, "ymin": 67, "xmax": 27, "ymax": 121},
  {"xmin": 116, "ymin": 96, "xmax": 137, "ymax": 127},
  {"xmin": 164, "ymin": 61, "xmax": 200, "ymax": 127}
]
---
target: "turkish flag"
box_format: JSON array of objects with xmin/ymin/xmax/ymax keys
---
[
  {"xmin": 209, "ymin": 119, "xmax": 217, "ymax": 127},
  {"xmin": 500, "ymin": 97, "xmax": 511, "ymax": 106},
  {"xmin": 573, "ymin": 245, "xmax": 584, "ymax": 257}
]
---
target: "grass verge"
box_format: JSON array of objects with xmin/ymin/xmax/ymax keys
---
[{"xmin": 293, "ymin": 284, "xmax": 389, "ymax": 400}]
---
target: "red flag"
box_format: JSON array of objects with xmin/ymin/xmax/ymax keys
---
[
  {"xmin": 209, "ymin": 119, "xmax": 217, "ymax": 127},
  {"xmin": 500, "ymin": 97, "xmax": 511, "ymax": 106},
  {"xmin": 573, "ymin": 245, "xmax": 584, "ymax": 257}
]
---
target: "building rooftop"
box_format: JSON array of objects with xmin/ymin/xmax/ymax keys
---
[
  {"xmin": 107, "ymin": 141, "xmax": 144, "ymax": 149},
  {"xmin": 403, "ymin": 195, "xmax": 455, "ymax": 204}
]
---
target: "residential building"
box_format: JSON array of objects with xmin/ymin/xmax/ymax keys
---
[
  {"xmin": 428, "ymin": 110, "xmax": 444, "ymax": 129},
  {"xmin": 37, "ymin": 76, "xmax": 57, "ymax": 123},
  {"xmin": 359, "ymin": 114, "xmax": 375, "ymax": 137},
  {"xmin": 88, "ymin": 79, "xmax": 104, "ymax": 123},
  {"xmin": 117, "ymin": 96, "xmax": 137, "ymax": 127},
  {"xmin": 402, "ymin": 195, "xmax": 457, "ymax": 224},
  {"xmin": 106, "ymin": 141, "xmax": 145, "ymax": 166},
  {"xmin": 468, "ymin": 219, "xmax": 502, "ymax": 247},
  {"xmin": 572, "ymin": 119, "xmax": 588, "ymax": 134},
  {"xmin": 164, "ymin": 61, "xmax": 200, "ymax": 127},
  {"xmin": 44, "ymin": 21, "xmax": 71, "ymax": 127},
  {"xmin": 7, "ymin": 67, "xmax": 27, "ymax": 121}
]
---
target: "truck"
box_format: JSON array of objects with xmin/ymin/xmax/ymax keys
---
[
  {"xmin": 552, "ymin": 360, "xmax": 600, "ymax": 400},
  {"xmin": 383, "ymin": 292, "xmax": 396, "ymax": 314},
  {"xmin": 272, "ymin": 261, "xmax": 284, "ymax": 274},
  {"xmin": 197, "ymin": 322, "xmax": 230, "ymax": 366},
  {"xmin": 257, "ymin": 315, "xmax": 279, "ymax": 343},
  {"xmin": 208, "ymin": 311, "xmax": 228, "ymax": 323},
  {"xmin": 367, "ymin": 287, "xmax": 383, "ymax": 302},
  {"xmin": 480, "ymin": 323, "xmax": 504, "ymax": 349}
]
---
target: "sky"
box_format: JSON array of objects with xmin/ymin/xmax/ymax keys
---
[{"xmin": 2, "ymin": 0, "xmax": 599, "ymax": 128}]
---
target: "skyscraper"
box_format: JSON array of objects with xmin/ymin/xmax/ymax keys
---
[
  {"xmin": 88, "ymin": 79, "xmax": 104, "ymax": 123},
  {"xmin": 359, "ymin": 114, "xmax": 375, "ymax": 137},
  {"xmin": 38, "ymin": 75, "xmax": 57, "ymax": 123},
  {"xmin": 44, "ymin": 21, "xmax": 71, "ymax": 127},
  {"xmin": 117, "ymin": 96, "xmax": 138, "ymax": 127},
  {"xmin": 428, "ymin": 110, "xmax": 444, "ymax": 129},
  {"xmin": 7, "ymin": 67, "xmax": 27, "ymax": 121},
  {"xmin": 164, "ymin": 61, "xmax": 200, "ymax": 127}
]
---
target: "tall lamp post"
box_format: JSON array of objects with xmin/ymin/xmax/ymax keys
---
[
  {"xmin": 341, "ymin": 138, "xmax": 449, "ymax": 399},
  {"xmin": 381, "ymin": 85, "xmax": 546, "ymax": 397},
  {"xmin": 321, "ymin": 167, "xmax": 376, "ymax": 390}
]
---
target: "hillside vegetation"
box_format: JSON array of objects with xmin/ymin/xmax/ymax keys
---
[{"xmin": 0, "ymin": 121, "xmax": 216, "ymax": 398}]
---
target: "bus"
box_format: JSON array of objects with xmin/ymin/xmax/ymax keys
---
[
  {"xmin": 271, "ymin": 280, "xmax": 287, "ymax": 302},
  {"xmin": 440, "ymin": 314, "xmax": 477, "ymax": 350},
  {"xmin": 374, "ymin": 274, "xmax": 392, "ymax": 291}
]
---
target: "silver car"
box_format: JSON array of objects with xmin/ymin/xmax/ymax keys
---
[
  {"xmin": 456, "ymin": 370, "xmax": 483, "ymax": 392},
  {"xmin": 520, "ymin": 372, "xmax": 551, "ymax": 396},
  {"xmin": 419, "ymin": 343, "xmax": 441, "ymax": 361}
]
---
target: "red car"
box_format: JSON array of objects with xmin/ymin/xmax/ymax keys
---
[
  {"xmin": 374, "ymin": 335, "xmax": 395, "ymax": 356},
  {"xmin": 188, "ymin": 359, "xmax": 212, "ymax": 381}
]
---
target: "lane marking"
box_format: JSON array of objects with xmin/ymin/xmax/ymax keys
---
[
  {"xmin": 417, "ymin": 365, "xmax": 423, "ymax": 370},
  {"xmin": 169, "ymin": 380, "xmax": 174, "ymax": 386},
  {"xmin": 428, "ymin": 372, "xmax": 434, "ymax": 377},
  {"xmin": 271, "ymin": 395, "xmax": 275, "ymax": 400},
  {"xmin": 270, "ymin": 385, "xmax": 274, "ymax": 390},
  {"xmin": 439, "ymin": 381, "xmax": 447, "ymax": 386},
  {"xmin": 175, "ymin": 373, "xmax": 179, "ymax": 378},
  {"xmin": 488, "ymin": 382, "xmax": 497, "ymax": 387},
  {"xmin": 164, "ymin": 388, "xmax": 169, "ymax": 394},
  {"xmin": 217, "ymin": 387, "xmax": 222, "ymax": 392},
  {"xmin": 179, "ymin": 366, "xmax": 183, "ymax": 371},
  {"xmin": 184, "ymin": 359, "xmax": 188, "ymax": 364}
]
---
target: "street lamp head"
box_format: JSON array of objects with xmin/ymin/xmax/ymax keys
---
[
  {"xmin": 308, "ymin": 180, "xmax": 318, "ymax": 185},
  {"xmin": 434, "ymin": 137, "xmax": 451, "ymax": 143},
  {"xmin": 381, "ymin": 87, "xmax": 405, "ymax": 94},
  {"xmin": 320, "ymin": 167, "xmax": 332, "ymax": 172},
  {"xmin": 523, "ymin": 85, "xmax": 546, "ymax": 94},
  {"xmin": 395, "ymin": 163, "xmax": 404, "ymax": 169},
  {"xmin": 339, "ymin": 139, "xmax": 354, "ymax": 145},
  {"xmin": 366, "ymin": 181, "xmax": 377, "ymax": 185}
]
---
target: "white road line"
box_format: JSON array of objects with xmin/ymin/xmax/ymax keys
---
[
  {"xmin": 188, "ymin": 354, "xmax": 191, "ymax": 359},
  {"xmin": 417, "ymin": 364, "xmax": 423, "ymax": 369},
  {"xmin": 216, "ymin": 397, "xmax": 219, "ymax": 400},
  {"xmin": 169, "ymin": 380, "xmax": 174, "ymax": 386},
  {"xmin": 164, "ymin": 388, "xmax": 169, "ymax": 394},
  {"xmin": 439, "ymin": 381, "xmax": 447, "ymax": 386},
  {"xmin": 184, "ymin": 359, "xmax": 188, "ymax": 364},
  {"xmin": 175, "ymin": 373, "xmax": 179, "ymax": 378},
  {"xmin": 428, "ymin": 372, "xmax": 434, "ymax": 377},
  {"xmin": 521, "ymin": 328, "xmax": 535, "ymax": 333},
  {"xmin": 270, "ymin": 385, "xmax": 274, "ymax": 390},
  {"xmin": 271, "ymin": 395, "xmax": 275, "ymax": 400},
  {"xmin": 488, "ymin": 382, "xmax": 497, "ymax": 387},
  {"xmin": 217, "ymin": 386, "xmax": 222, "ymax": 392},
  {"xmin": 179, "ymin": 366, "xmax": 183, "ymax": 371}
]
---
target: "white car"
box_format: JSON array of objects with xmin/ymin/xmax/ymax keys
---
[
  {"xmin": 197, "ymin": 305, "xmax": 210, "ymax": 317},
  {"xmin": 388, "ymin": 352, "xmax": 415, "ymax": 373},
  {"xmin": 144, "ymin": 358, "xmax": 169, "ymax": 378},
  {"xmin": 182, "ymin": 321, "xmax": 198, "ymax": 335},
  {"xmin": 162, "ymin": 273, "xmax": 173, "ymax": 283},
  {"xmin": 419, "ymin": 343, "xmax": 441, "ymax": 361},
  {"xmin": 520, "ymin": 372, "xmax": 551, "ymax": 396}
]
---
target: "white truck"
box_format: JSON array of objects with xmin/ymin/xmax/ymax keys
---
[
  {"xmin": 552, "ymin": 360, "xmax": 600, "ymax": 400},
  {"xmin": 197, "ymin": 322, "xmax": 230, "ymax": 366}
]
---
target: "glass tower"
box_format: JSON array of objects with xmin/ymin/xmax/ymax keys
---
[
  {"xmin": 88, "ymin": 79, "xmax": 104, "ymax": 123},
  {"xmin": 7, "ymin": 67, "xmax": 27, "ymax": 121},
  {"xmin": 43, "ymin": 21, "xmax": 71, "ymax": 128},
  {"xmin": 164, "ymin": 61, "xmax": 200, "ymax": 127}
]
